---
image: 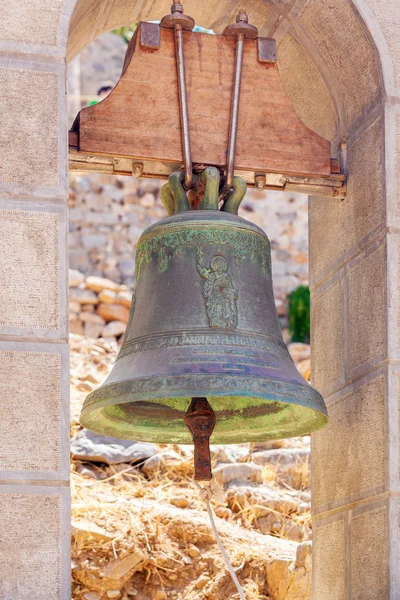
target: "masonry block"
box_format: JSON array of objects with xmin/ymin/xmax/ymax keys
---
[
  {"xmin": 312, "ymin": 374, "xmax": 386, "ymax": 511},
  {"xmin": 0, "ymin": 489, "xmax": 67, "ymax": 600},
  {"xmin": 0, "ymin": 0, "xmax": 64, "ymax": 47},
  {"xmin": 0, "ymin": 204, "xmax": 63, "ymax": 335},
  {"xmin": 309, "ymin": 117, "xmax": 384, "ymax": 283},
  {"xmin": 365, "ymin": 0, "xmax": 400, "ymax": 90},
  {"xmin": 0, "ymin": 344, "xmax": 70, "ymax": 477},
  {"xmin": 311, "ymin": 275, "xmax": 344, "ymax": 395},
  {"xmin": 0, "ymin": 66, "xmax": 59, "ymax": 190},
  {"xmin": 313, "ymin": 518, "xmax": 345, "ymax": 600},
  {"xmin": 350, "ymin": 505, "xmax": 388, "ymax": 600},
  {"xmin": 298, "ymin": 0, "xmax": 380, "ymax": 123},
  {"xmin": 348, "ymin": 241, "xmax": 386, "ymax": 376}
]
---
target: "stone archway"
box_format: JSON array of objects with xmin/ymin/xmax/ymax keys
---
[{"xmin": 0, "ymin": 0, "xmax": 399, "ymax": 598}]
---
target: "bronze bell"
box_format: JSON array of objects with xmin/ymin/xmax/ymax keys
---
[{"xmin": 80, "ymin": 168, "xmax": 328, "ymax": 472}]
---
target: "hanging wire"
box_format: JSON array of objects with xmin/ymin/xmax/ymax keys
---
[{"xmin": 195, "ymin": 481, "xmax": 246, "ymax": 600}]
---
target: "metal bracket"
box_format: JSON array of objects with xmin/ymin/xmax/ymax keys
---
[
  {"xmin": 140, "ymin": 22, "xmax": 161, "ymax": 49},
  {"xmin": 257, "ymin": 38, "xmax": 277, "ymax": 63},
  {"xmin": 132, "ymin": 162, "xmax": 144, "ymax": 178}
]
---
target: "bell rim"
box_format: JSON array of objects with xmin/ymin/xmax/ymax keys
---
[{"xmin": 80, "ymin": 373, "xmax": 328, "ymax": 444}]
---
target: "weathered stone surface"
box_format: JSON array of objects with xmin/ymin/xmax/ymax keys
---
[
  {"xmin": 97, "ymin": 302, "xmax": 129, "ymax": 323},
  {"xmin": 226, "ymin": 483, "xmax": 298, "ymax": 516},
  {"xmin": 311, "ymin": 277, "xmax": 343, "ymax": 394},
  {"xmin": 351, "ymin": 506, "xmax": 387, "ymax": 600},
  {"xmin": 70, "ymin": 287, "xmax": 98, "ymax": 305},
  {"xmin": 0, "ymin": 349, "xmax": 61, "ymax": 472},
  {"xmin": 348, "ymin": 243, "xmax": 385, "ymax": 374},
  {"xmin": 84, "ymin": 322, "xmax": 104, "ymax": 339},
  {"xmin": 86, "ymin": 276, "xmax": 122, "ymax": 293},
  {"xmin": 0, "ymin": 492, "xmax": 62, "ymax": 599},
  {"xmin": 80, "ymin": 312, "xmax": 105, "ymax": 325},
  {"xmin": 0, "ymin": 207, "xmax": 59, "ymax": 331},
  {"xmin": 309, "ymin": 117, "xmax": 384, "ymax": 283},
  {"xmin": 116, "ymin": 290, "xmax": 132, "ymax": 307},
  {"xmin": 312, "ymin": 375, "xmax": 385, "ymax": 510},
  {"xmin": 0, "ymin": 0, "xmax": 64, "ymax": 47},
  {"xmin": 71, "ymin": 430, "xmax": 157, "ymax": 465},
  {"xmin": 213, "ymin": 462, "xmax": 263, "ymax": 485},
  {"xmin": 99, "ymin": 289, "xmax": 117, "ymax": 304},
  {"xmin": 72, "ymin": 519, "xmax": 114, "ymax": 543},
  {"xmin": 103, "ymin": 551, "xmax": 145, "ymax": 580},
  {"xmin": 313, "ymin": 519, "xmax": 345, "ymax": 600},
  {"xmin": 142, "ymin": 450, "xmax": 184, "ymax": 476},
  {"xmin": 298, "ymin": 0, "xmax": 380, "ymax": 123},
  {"xmin": 266, "ymin": 542, "xmax": 312, "ymax": 600},
  {"xmin": 365, "ymin": 0, "xmax": 400, "ymax": 88},
  {"xmin": 287, "ymin": 342, "xmax": 310, "ymax": 363},
  {"xmin": 252, "ymin": 447, "xmax": 309, "ymax": 466},
  {"xmin": 102, "ymin": 320, "xmax": 126, "ymax": 337},
  {"xmin": 278, "ymin": 33, "xmax": 337, "ymax": 140},
  {"xmin": 0, "ymin": 68, "xmax": 59, "ymax": 189},
  {"xmin": 69, "ymin": 268, "xmax": 85, "ymax": 287}
]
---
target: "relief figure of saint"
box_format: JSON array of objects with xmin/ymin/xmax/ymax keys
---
[{"xmin": 197, "ymin": 256, "xmax": 238, "ymax": 329}]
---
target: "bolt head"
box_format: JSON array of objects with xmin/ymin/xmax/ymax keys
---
[
  {"xmin": 172, "ymin": 2, "xmax": 184, "ymax": 13},
  {"xmin": 236, "ymin": 11, "xmax": 248, "ymax": 23}
]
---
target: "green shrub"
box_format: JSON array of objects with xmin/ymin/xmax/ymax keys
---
[{"xmin": 288, "ymin": 285, "xmax": 310, "ymax": 343}]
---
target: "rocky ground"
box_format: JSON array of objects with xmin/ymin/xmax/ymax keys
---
[{"xmin": 70, "ymin": 334, "xmax": 312, "ymax": 600}]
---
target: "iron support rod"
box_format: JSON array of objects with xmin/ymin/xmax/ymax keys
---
[
  {"xmin": 174, "ymin": 23, "xmax": 193, "ymax": 189},
  {"xmin": 226, "ymin": 33, "xmax": 245, "ymax": 192}
]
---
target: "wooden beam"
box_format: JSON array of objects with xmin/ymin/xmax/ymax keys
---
[{"xmin": 72, "ymin": 24, "xmax": 332, "ymax": 180}]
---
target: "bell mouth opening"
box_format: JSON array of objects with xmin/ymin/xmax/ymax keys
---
[{"xmin": 80, "ymin": 379, "xmax": 328, "ymax": 444}]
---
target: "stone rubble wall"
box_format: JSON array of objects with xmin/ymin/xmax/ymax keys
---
[{"xmin": 69, "ymin": 172, "xmax": 309, "ymax": 331}]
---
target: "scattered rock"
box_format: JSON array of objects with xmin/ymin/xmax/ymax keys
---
[
  {"xmin": 70, "ymin": 318, "xmax": 84, "ymax": 335},
  {"xmin": 195, "ymin": 575, "xmax": 209, "ymax": 590},
  {"xmin": 70, "ymin": 288, "xmax": 98, "ymax": 305},
  {"xmin": 99, "ymin": 289, "xmax": 117, "ymax": 304},
  {"xmin": 297, "ymin": 358, "xmax": 311, "ymax": 381},
  {"xmin": 288, "ymin": 342, "xmax": 310, "ymax": 363},
  {"xmin": 72, "ymin": 519, "xmax": 114, "ymax": 543},
  {"xmin": 102, "ymin": 320, "xmax": 127, "ymax": 337},
  {"xmin": 142, "ymin": 451, "xmax": 184, "ymax": 476},
  {"xmin": 252, "ymin": 447, "xmax": 309, "ymax": 466},
  {"xmin": 80, "ymin": 312, "xmax": 106, "ymax": 325},
  {"xmin": 84, "ymin": 593, "xmax": 101, "ymax": 600},
  {"xmin": 69, "ymin": 268, "xmax": 85, "ymax": 287},
  {"xmin": 97, "ymin": 302, "xmax": 130, "ymax": 323},
  {"xmin": 170, "ymin": 496, "xmax": 189, "ymax": 509},
  {"xmin": 226, "ymin": 484, "xmax": 298, "ymax": 517},
  {"xmin": 107, "ymin": 592, "xmax": 121, "ymax": 599},
  {"xmin": 71, "ymin": 430, "xmax": 157, "ymax": 465},
  {"xmin": 116, "ymin": 291, "xmax": 132, "ymax": 307},
  {"xmin": 103, "ymin": 551, "xmax": 145, "ymax": 580},
  {"xmin": 213, "ymin": 462, "xmax": 263, "ymax": 485},
  {"xmin": 214, "ymin": 506, "xmax": 232, "ymax": 520},
  {"xmin": 266, "ymin": 542, "xmax": 312, "ymax": 600},
  {"xmin": 86, "ymin": 276, "xmax": 122, "ymax": 293},
  {"xmin": 84, "ymin": 322, "xmax": 104, "ymax": 339},
  {"xmin": 153, "ymin": 591, "xmax": 167, "ymax": 600}
]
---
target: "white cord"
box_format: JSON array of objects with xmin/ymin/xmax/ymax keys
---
[{"xmin": 195, "ymin": 481, "xmax": 246, "ymax": 600}]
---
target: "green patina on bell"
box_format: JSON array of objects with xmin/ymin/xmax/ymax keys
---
[{"xmin": 80, "ymin": 168, "xmax": 328, "ymax": 445}]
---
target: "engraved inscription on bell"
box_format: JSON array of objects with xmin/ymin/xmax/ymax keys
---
[{"xmin": 197, "ymin": 255, "xmax": 238, "ymax": 329}]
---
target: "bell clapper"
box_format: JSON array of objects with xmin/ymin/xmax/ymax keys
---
[
  {"xmin": 184, "ymin": 397, "xmax": 216, "ymax": 481},
  {"xmin": 186, "ymin": 400, "xmax": 247, "ymax": 599}
]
